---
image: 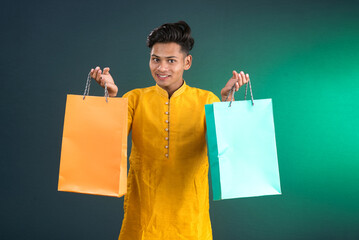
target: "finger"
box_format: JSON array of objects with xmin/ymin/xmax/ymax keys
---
[
  {"xmin": 242, "ymin": 71, "xmax": 247, "ymax": 85},
  {"xmin": 96, "ymin": 69, "xmax": 102, "ymax": 81},
  {"xmin": 223, "ymin": 70, "xmax": 240, "ymax": 98},
  {"xmin": 103, "ymin": 67, "xmax": 110, "ymax": 75},
  {"xmin": 234, "ymin": 70, "xmax": 240, "ymax": 80},
  {"xmin": 90, "ymin": 68, "xmax": 94, "ymax": 78},
  {"xmin": 235, "ymin": 82, "xmax": 239, "ymax": 91},
  {"xmin": 229, "ymin": 70, "xmax": 239, "ymax": 88},
  {"xmin": 90, "ymin": 68, "xmax": 96, "ymax": 79},
  {"xmin": 241, "ymin": 71, "xmax": 246, "ymax": 83},
  {"xmin": 238, "ymin": 71, "xmax": 243, "ymax": 87},
  {"xmin": 92, "ymin": 66, "xmax": 100, "ymax": 80},
  {"xmin": 245, "ymin": 73, "xmax": 250, "ymax": 83},
  {"xmin": 232, "ymin": 70, "xmax": 237, "ymax": 80},
  {"xmin": 240, "ymin": 71, "xmax": 245, "ymax": 84}
]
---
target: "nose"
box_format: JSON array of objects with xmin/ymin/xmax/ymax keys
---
[{"xmin": 157, "ymin": 62, "xmax": 168, "ymax": 71}]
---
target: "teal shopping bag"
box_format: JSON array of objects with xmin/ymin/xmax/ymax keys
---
[{"xmin": 205, "ymin": 84, "xmax": 281, "ymax": 200}]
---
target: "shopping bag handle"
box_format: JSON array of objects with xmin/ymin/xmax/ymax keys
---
[
  {"xmin": 83, "ymin": 72, "xmax": 109, "ymax": 102},
  {"xmin": 225, "ymin": 78, "xmax": 254, "ymax": 107}
]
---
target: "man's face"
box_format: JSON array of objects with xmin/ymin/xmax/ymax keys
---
[{"xmin": 149, "ymin": 42, "xmax": 192, "ymax": 95}]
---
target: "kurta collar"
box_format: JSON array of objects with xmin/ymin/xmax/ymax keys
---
[{"xmin": 155, "ymin": 80, "xmax": 187, "ymax": 99}]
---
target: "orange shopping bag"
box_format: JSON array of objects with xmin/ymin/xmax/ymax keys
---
[{"xmin": 58, "ymin": 74, "xmax": 127, "ymax": 197}]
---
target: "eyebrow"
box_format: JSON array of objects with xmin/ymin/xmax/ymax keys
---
[{"xmin": 151, "ymin": 54, "xmax": 178, "ymax": 59}]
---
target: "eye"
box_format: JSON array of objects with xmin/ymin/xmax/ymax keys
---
[
  {"xmin": 152, "ymin": 58, "xmax": 160, "ymax": 62},
  {"xmin": 168, "ymin": 59, "xmax": 176, "ymax": 63}
]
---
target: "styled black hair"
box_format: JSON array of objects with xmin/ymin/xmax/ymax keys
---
[{"xmin": 147, "ymin": 21, "xmax": 194, "ymax": 55}]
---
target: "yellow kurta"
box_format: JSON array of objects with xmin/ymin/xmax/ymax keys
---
[{"xmin": 119, "ymin": 82, "xmax": 220, "ymax": 240}]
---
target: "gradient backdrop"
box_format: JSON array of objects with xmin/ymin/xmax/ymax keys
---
[{"xmin": 1, "ymin": 0, "xmax": 358, "ymax": 239}]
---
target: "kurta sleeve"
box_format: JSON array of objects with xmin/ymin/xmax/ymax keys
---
[
  {"xmin": 206, "ymin": 91, "xmax": 221, "ymax": 104},
  {"xmin": 122, "ymin": 90, "xmax": 140, "ymax": 136}
]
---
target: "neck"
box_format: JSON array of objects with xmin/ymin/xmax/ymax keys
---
[{"xmin": 166, "ymin": 79, "xmax": 184, "ymax": 98}]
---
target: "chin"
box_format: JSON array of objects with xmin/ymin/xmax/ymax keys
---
[
  {"xmin": 154, "ymin": 77, "xmax": 170, "ymax": 86},
  {"xmin": 156, "ymin": 81, "xmax": 169, "ymax": 88}
]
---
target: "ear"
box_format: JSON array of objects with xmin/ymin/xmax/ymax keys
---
[{"xmin": 184, "ymin": 54, "xmax": 192, "ymax": 70}]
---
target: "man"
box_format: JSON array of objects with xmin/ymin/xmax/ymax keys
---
[{"xmin": 90, "ymin": 21, "xmax": 249, "ymax": 240}]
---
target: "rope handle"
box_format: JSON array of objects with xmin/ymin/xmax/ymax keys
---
[
  {"xmin": 224, "ymin": 78, "xmax": 254, "ymax": 107},
  {"xmin": 83, "ymin": 72, "xmax": 109, "ymax": 102}
]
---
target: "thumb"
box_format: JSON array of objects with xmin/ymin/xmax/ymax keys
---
[
  {"xmin": 232, "ymin": 70, "xmax": 237, "ymax": 79},
  {"xmin": 103, "ymin": 67, "xmax": 110, "ymax": 75}
]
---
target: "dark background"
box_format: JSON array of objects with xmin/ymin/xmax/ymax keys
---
[{"xmin": 1, "ymin": 0, "xmax": 358, "ymax": 239}]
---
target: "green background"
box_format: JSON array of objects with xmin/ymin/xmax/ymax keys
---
[{"xmin": 1, "ymin": 0, "xmax": 358, "ymax": 239}]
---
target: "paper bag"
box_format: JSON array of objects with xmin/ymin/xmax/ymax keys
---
[
  {"xmin": 58, "ymin": 85, "xmax": 128, "ymax": 197},
  {"xmin": 206, "ymin": 93, "xmax": 281, "ymax": 200}
]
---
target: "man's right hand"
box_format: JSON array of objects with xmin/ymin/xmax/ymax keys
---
[{"xmin": 90, "ymin": 66, "xmax": 118, "ymax": 97}]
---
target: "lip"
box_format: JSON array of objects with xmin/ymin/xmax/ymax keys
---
[{"xmin": 156, "ymin": 74, "xmax": 171, "ymax": 81}]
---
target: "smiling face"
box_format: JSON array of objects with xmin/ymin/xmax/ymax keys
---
[{"xmin": 149, "ymin": 42, "xmax": 192, "ymax": 96}]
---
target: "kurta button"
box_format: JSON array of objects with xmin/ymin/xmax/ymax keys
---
[
  {"xmin": 165, "ymin": 102, "xmax": 169, "ymax": 105},
  {"xmin": 165, "ymin": 154, "xmax": 169, "ymax": 158},
  {"xmin": 165, "ymin": 137, "xmax": 169, "ymax": 140},
  {"xmin": 165, "ymin": 146, "xmax": 168, "ymax": 149},
  {"xmin": 165, "ymin": 112, "xmax": 169, "ymax": 115},
  {"xmin": 165, "ymin": 120, "xmax": 169, "ymax": 123},
  {"xmin": 165, "ymin": 128, "xmax": 168, "ymax": 131}
]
